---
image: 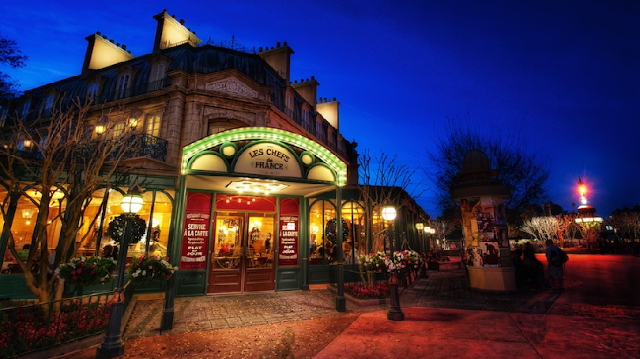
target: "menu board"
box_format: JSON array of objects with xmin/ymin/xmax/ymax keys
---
[
  {"xmin": 180, "ymin": 192, "xmax": 212, "ymax": 270},
  {"xmin": 278, "ymin": 215, "xmax": 299, "ymax": 266}
]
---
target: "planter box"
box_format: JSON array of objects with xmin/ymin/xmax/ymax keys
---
[{"xmin": 467, "ymin": 266, "xmax": 516, "ymax": 293}]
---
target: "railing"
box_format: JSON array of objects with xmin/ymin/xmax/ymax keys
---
[
  {"xmin": 17, "ymin": 134, "xmax": 168, "ymax": 163},
  {"xmin": 107, "ymin": 133, "xmax": 168, "ymax": 162},
  {"xmin": 0, "ymin": 291, "xmax": 112, "ymax": 357}
]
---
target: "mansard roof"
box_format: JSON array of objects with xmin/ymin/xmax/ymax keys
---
[{"xmin": 22, "ymin": 44, "xmax": 285, "ymax": 108}]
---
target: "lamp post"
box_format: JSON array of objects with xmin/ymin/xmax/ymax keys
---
[
  {"xmin": 97, "ymin": 182, "xmax": 144, "ymax": 358},
  {"xmin": 429, "ymin": 227, "xmax": 436, "ymax": 248},
  {"xmin": 425, "ymin": 226, "xmax": 432, "ymax": 250},
  {"xmin": 415, "ymin": 222, "xmax": 424, "ymax": 253},
  {"xmin": 382, "ymin": 203, "xmax": 404, "ymax": 321}
]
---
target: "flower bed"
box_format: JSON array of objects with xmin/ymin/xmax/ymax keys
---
[
  {"xmin": 344, "ymin": 282, "xmax": 390, "ymax": 299},
  {"xmin": 0, "ymin": 294, "xmax": 111, "ymax": 357}
]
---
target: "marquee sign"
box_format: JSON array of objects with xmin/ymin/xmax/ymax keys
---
[{"xmin": 234, "ymin": 143, "xmax": 302, "ymax": 178}]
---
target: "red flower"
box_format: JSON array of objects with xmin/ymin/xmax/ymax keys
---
[{"xmin": 77, "ymin": 268, "xmax": 82, "ymax": 274}]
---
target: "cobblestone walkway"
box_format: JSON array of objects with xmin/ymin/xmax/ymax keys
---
[
  {"xmin": 124, "ymin": 267, "xmax": 640, "ymax": 340},
  {"xmin": 125, "ymin": 288, "xmax": 370, "ymax": 338}
]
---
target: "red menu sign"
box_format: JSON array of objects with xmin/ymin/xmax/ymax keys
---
[
  {"xmin": 278, "ymin": 215, "xmax": 299, "ymax": 266},
  {"xmin": 180, "ymin": 192, "xmax": 212, "ymax": 270}
]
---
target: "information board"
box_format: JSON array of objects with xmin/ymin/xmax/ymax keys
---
[
  {"xmin": 180, "ymin": 192, "xmax": 212, "ymax": 270},
  {"xmin": 278, "ymin": 215, "xmax": 299, "ymax": 266}
]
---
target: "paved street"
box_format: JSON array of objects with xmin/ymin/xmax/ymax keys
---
[
  {"xmin": 41, "ymin": 253, "xmax": 640, "ymax": 358},
  {"xmin": 119, "ymin": 254, "xmax": 640, "ymax": 340},
  {"xmin": 549, "ymin": 254, "xmax": 640, "ymax": 307}
]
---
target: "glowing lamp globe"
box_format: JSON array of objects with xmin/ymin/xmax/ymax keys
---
[
  {"xmin": 121, "ymin": 193, "xmax": 143, "ymax": 214},
  {"xmin": 381, "ymin": 205, "xmax": 397, "ymax": 221}
]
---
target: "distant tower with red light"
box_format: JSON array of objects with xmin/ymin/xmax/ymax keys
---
[{"xmin": 577, "ymin": 178, "xmax": 596, "ymax": 215}]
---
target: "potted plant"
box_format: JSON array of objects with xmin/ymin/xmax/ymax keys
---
[{"xmin": 425, "ymin": 249, "xmax": 450, "ymax": 270}]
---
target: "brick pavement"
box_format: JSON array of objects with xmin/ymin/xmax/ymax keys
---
[{"xmin": 123, "ymin": 266, "xmax": 589, "ymax": 339}]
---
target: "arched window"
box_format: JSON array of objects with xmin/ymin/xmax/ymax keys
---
[
  {"xmin": 308, "ymin": 199, "xmax": 336, "ymax": 265},
  {"xmin": 341, "ymin": 201, "xmax": 365, "ymax": 264}
]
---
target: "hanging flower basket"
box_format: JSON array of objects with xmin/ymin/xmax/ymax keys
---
[
  {"xmin": 127, "ymin": 255, "xmax": 178, "ymax": 285},
  {"xmin": 107, "ymin": 214, "xmax": 147, "ymax": 244},
  {"xmin": 56, "ymin": 256, "xmax": 117, "ymax": 286}
]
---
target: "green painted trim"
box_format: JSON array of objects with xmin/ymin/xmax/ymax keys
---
[
  {"xmin": 181, "ymin": 127, "xmax": 348, "ymax": 186},
  {"xmin": 301, "ymin": 198, "xmax": 309, "ymax": 290},
  {"xmin": 187, "ymin": 150, "xmax": 231, "ymax": 172}
]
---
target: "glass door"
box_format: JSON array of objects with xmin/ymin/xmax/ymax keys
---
[
  {"xmin": 208, "ymin": 214, "xmax": 243, "ymax": 293},
  {"xmin": 207, "ymin": 213, "xmax": 276, "ymax": 293},
  {"xmin": 244, "ymin": 214, "xmax": 275, "ymax": 292}
]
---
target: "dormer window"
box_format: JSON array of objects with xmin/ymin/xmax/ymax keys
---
[
  {"xmin": 44, "ymin": 95, "xmax": 54, "ymax": 112},
  {"xmin": 302, "ymin": 109, "xmax": 309, "ymax": 129},
  {"xmin": 88, "ymin": 82, "xmax": 99, "ymax": 98},
  {"xmin": 0, "ymin": 107, "xmax": 7, "ymax": 127},
  {"xmin": 116, "ymin": 74, "xmax": 130, "ymax": 99},
  {"xmin": 316, "ymin": 119, "xmax": 323, "ymax": 139},
  {"xmin": 21, "ymin": 99, "xmax": 31, "ymax": 117},
  {"xmin": 149, "ymin": 63, "xmax": 166, "ymax": 91}
]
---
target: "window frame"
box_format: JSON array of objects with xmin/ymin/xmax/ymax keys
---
[{"xmin": 146, "ymin": 115, "xmax": 161, "ymax": 137}]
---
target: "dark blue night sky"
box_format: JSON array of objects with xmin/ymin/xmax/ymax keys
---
[{"xmin": 2, "ymin": 0, "xmax": 638, "ymax": 217}]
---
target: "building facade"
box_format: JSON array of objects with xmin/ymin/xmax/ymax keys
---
[{"xmin": 0, "ymin": 10, "xmax": 427, "ymax": 298}]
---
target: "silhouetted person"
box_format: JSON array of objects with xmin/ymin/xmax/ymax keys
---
[
  {"xmin": 545, "ymin": 239, "xmax": 565, "ymax": 292},
  {"xmin": 522, "ymin": 243, "xmax": 543, "ymax": 291},
  {"xmin": 512, "ymin": 248, "xmax": 524, "ymax": 289}
]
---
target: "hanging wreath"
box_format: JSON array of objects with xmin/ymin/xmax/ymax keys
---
[
  {"xmin": 107, "ymin": 214, "xmax": 147, "ymax": 244},
  {"xmin": 325, "ymin": 218, "xmax": 349, "ymax": 244}
]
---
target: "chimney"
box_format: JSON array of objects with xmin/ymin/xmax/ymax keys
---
[
  {"xmin": 152, "ymin": 9, "xmax": 202, "ymax": 53},
  {"xmin": 258, "ymin": 41, "xmax": 294, "ymax": 85},
  {"xmin": 82, "ymin": 33, "xmax": 135, "ymax": 76},
  {"xmin": 291, "ymin": 76, "xmax": 319, "ymax": 109},
  {"xmin": 316, "ymin": 97, "xmax": 340, "ymax": 132}
]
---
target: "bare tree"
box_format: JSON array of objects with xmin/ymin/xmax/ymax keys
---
[
  {"xmin": 430, "ymin": 216, "xmax": 459, "ymax": 249},
  {"xmin": 358, "ymin": 149, "xmax": 425, "ymax": 254},
  {"xmin": 521, "ymin": 216, "xmax": 559, "ymax": 243},
  {"xmin": 610, "ymin": 208, "xmax": 640, "ymax": 241},
  {"xmin": 0, "ymin": 97, "xmax": 141, "ymax": 303},
  {"xmin": 0, "ymin": 33, "xmax": 28, "ymax": 102},
  {"xmin": 426, "ymin": 118, "xmax": 549, "ymax": 224}
]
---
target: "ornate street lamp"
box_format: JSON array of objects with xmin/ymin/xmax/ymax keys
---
[
  {"xmin": 382, "ymin": 203, "xmax": 404, "ymax": 321},
  {"xmin": 97, "ymin": 181, "xmax": 143, "ymax": 358},
  {"xmin": 415, "ymin": 222, "xmax": 424, "ymax": 253}
]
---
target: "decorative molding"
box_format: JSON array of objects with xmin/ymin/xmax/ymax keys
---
[
  {"xmin": 206, "ymin": 78, "xmax": 258, "ymax": 99},
  {"xmin": 203, "ymin": 107, "xmax": 256, "ymax": 123}
]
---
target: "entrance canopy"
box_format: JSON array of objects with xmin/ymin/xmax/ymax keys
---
[{"xmin": 181, "ymin": 127, "xmax": 348, "ymax": 197}]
